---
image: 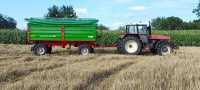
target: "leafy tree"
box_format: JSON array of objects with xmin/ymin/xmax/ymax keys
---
[
  {"xmin": 46, "ymin": 5, "xmax": 61, "ymax": 18},
  {"xmin": 0, "ymin": 13, "xmax": 17, "ymax": 29},
  {"xmin": 60, "ymin": 5, "xmax": 77, "ymax": 18},
  {"xmin": 165, "ymin": 16, "xmax": 183, "ymax": 30},
  {"xmin": 151, "ymin": 17, "xmax": 166, "ymax": 30},
  {"xmin": 46, "ymin": 5, "xmax": 77, "ymax": 18},
  {"xmin": 151, "ymin": 16, "xmax": 183, "ymax": 30},
  {"xmin": 193, "ymin": 2, "xmax": 200, "ymax": 18},
  {"xmin": 97, "ymin": 24, "xmax": 109, "ymax": 30}
]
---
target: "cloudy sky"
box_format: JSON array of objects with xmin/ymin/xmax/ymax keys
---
[{"xmin": 0, "ymin": 0, "xmax": 198, "ymax": 29}]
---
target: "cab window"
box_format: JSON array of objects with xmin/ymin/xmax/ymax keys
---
[
  {"xmin": 138, "ymin": 26, "xmax": 148, "ymax": 34},
  {"xmin": 127, "ymin": 26, "xmax": 137, "ymax": 34}
]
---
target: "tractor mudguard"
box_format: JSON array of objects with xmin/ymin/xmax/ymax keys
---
[{"xmin": 154, "ymin": 40, "xmax": 168, "ymax": 49}]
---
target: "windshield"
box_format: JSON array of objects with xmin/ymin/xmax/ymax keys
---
[
  {"xmin": 127, "ymin": 25, "xmax": 148, "ymax": 35},
  {"xmin": 127, "ymin": 26, "xmax": 137, "ymax": 34}
]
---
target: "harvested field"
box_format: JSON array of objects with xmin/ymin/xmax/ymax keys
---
[{"xmin": 0, "ymin": 44, "xmax": 200, "ymax": 90}]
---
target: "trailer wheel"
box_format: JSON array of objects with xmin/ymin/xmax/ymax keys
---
[
  {"xmin": 121, "ymin": 37, "xmax": 142, "ymax": 55},
  {"xmin": 79, "ymin": 45, "xmax": 90, "ymax": 55},
  {"xmin": 90, "ymin": 48, "xmax": 95, "ymax": 53},
  {"xmin": 33, "ymin": 44, "xmax": 47, "ymax": 56},
  {"xmin": 46, "ymin": 47, "xmax": 52, "ymax": 54},
  {"xmin": 157, "ymin": 42, "xmax": 171, "ymax": 56}
]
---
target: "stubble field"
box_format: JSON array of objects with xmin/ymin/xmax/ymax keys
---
[{"xmin": 0, "ymin": 44, "xmax": 200, "ymax": 90}]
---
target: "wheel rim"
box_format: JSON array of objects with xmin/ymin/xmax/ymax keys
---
[
  {"xmin": 125, "ymin": 40, "xmax": 138, "ymax": 53},
  {"xmin": 37, "ymin": 47, "xmax": 45, "ymax": 55},
  {"xmin": 161, "ymin": 46, "xmax": 171, "ymax": 55},
  {"xmin": 81, "ymin": 48, "xmax": 89, "ymax": 55}
]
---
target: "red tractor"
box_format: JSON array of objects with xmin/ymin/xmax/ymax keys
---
[{"xmin": 116, "ymin": 24, "xmax": 177, "ymax": 56}]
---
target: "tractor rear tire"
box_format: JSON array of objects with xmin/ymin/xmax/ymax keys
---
[{"xmin": 119, "ymin": 37, "xmax": 142, "ymax": 55}]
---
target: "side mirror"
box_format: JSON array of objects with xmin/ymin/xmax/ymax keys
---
[{"xmin": 147, "ymin": 26, "xmax": 152, "ymax": 35}]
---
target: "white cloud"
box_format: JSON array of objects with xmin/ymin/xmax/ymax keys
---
[
  {"xmin": 113, "ymin": 0, "xmax": 133, "ymax": 3},
  {"xmin": 75, "ymin": 8, "xmax": 88, "ymax": 15},
  {"xmin": 129, "ymin": 6, "xmax": 146, "ymax": 11}
]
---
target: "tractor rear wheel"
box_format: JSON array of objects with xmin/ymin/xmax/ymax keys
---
[{"xmin": 118, "ymin": 37, "xmax": 142, "ymax": 55}]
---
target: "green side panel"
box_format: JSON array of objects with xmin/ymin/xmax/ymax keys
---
[{"xmin": 27, "ymin": 18, "xmax": 98, "ymax": 41}]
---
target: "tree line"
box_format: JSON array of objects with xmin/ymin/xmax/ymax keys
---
[{"xmin": 151, "ymin": 16, "xmax": 200, "ymax": 30}]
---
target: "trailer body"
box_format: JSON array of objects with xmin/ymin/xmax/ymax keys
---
[{"xmin": 27, "ymin": 18, "xmax": 98, "ymax": 41}]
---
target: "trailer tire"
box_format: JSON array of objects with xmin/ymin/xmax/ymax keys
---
[
  {"xmin": 90, "ymin": 48, "xmax": 95, "ymax": 53},
  {"xmin": 47, "ymin": 47, "xmax": 52, "ymax": 54},
  {"xmin": 31, "ymin": 44, "xmax": 37, "ymax": 52},
  {"xmin": 33, "ymin": 44, "xmax": 48, "ymax": 56},
  {"xmin": 121, "ymin": 37, "xmax": 142, "ymax": 55},
  {"xmin": 79, "ymin": 45, "xmax": 91, "ymax": 55}
]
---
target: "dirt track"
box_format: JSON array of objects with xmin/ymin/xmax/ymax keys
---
[{"xmin": 0, "ymin": 44, "xmax": 200, "ymax": 90}]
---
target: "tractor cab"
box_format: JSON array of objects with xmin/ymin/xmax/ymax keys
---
[{"xmin": 125, "ymin": 24, "xmax": 151, "ymax": 35}]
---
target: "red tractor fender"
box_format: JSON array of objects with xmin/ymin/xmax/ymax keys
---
[{"xmin": 148, "ymin": 34, "xmax": 170, "ymax": 40}]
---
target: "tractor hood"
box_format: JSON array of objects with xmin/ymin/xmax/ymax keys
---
[{"xmin": 149, "ymin": 34, "xmax": 170, "ymax": 40}]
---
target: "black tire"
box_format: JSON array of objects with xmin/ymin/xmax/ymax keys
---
[
  {"xmin": 33, "ymin": 44, "xmax": 47, "ymax": 56},
  {"xmin": 157, "ymin": 41, "xmax": 172, "ymax": 56},
  {"xmin": 90, "ymin": 48, "xmax": 95, "ymax": 53},
  {"xmin": 150, "ymin": 48, "xmax": 157, "ymax": 55},
  {"xmin": 117, "ymin": 38, "xmax": 123, "ymax": 54},
  {"xmin": 79, "ymin": 45, "xmax": 91, "ymax": 55},
  {"xmin": 31, "ymin": 44, "xmax": 37, "ymax": 52},
  {"xmin": 119, "ymin": 37, "xmax": 142, "ymax": 55},
  {"xmin": 46, "ymin": 47, "xmax": 52, "ymax": 54}
]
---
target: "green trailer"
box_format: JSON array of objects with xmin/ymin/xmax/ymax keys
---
[{"xmin": 26, "ymin": 18, "xmax": 99, "ymax": 55}]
